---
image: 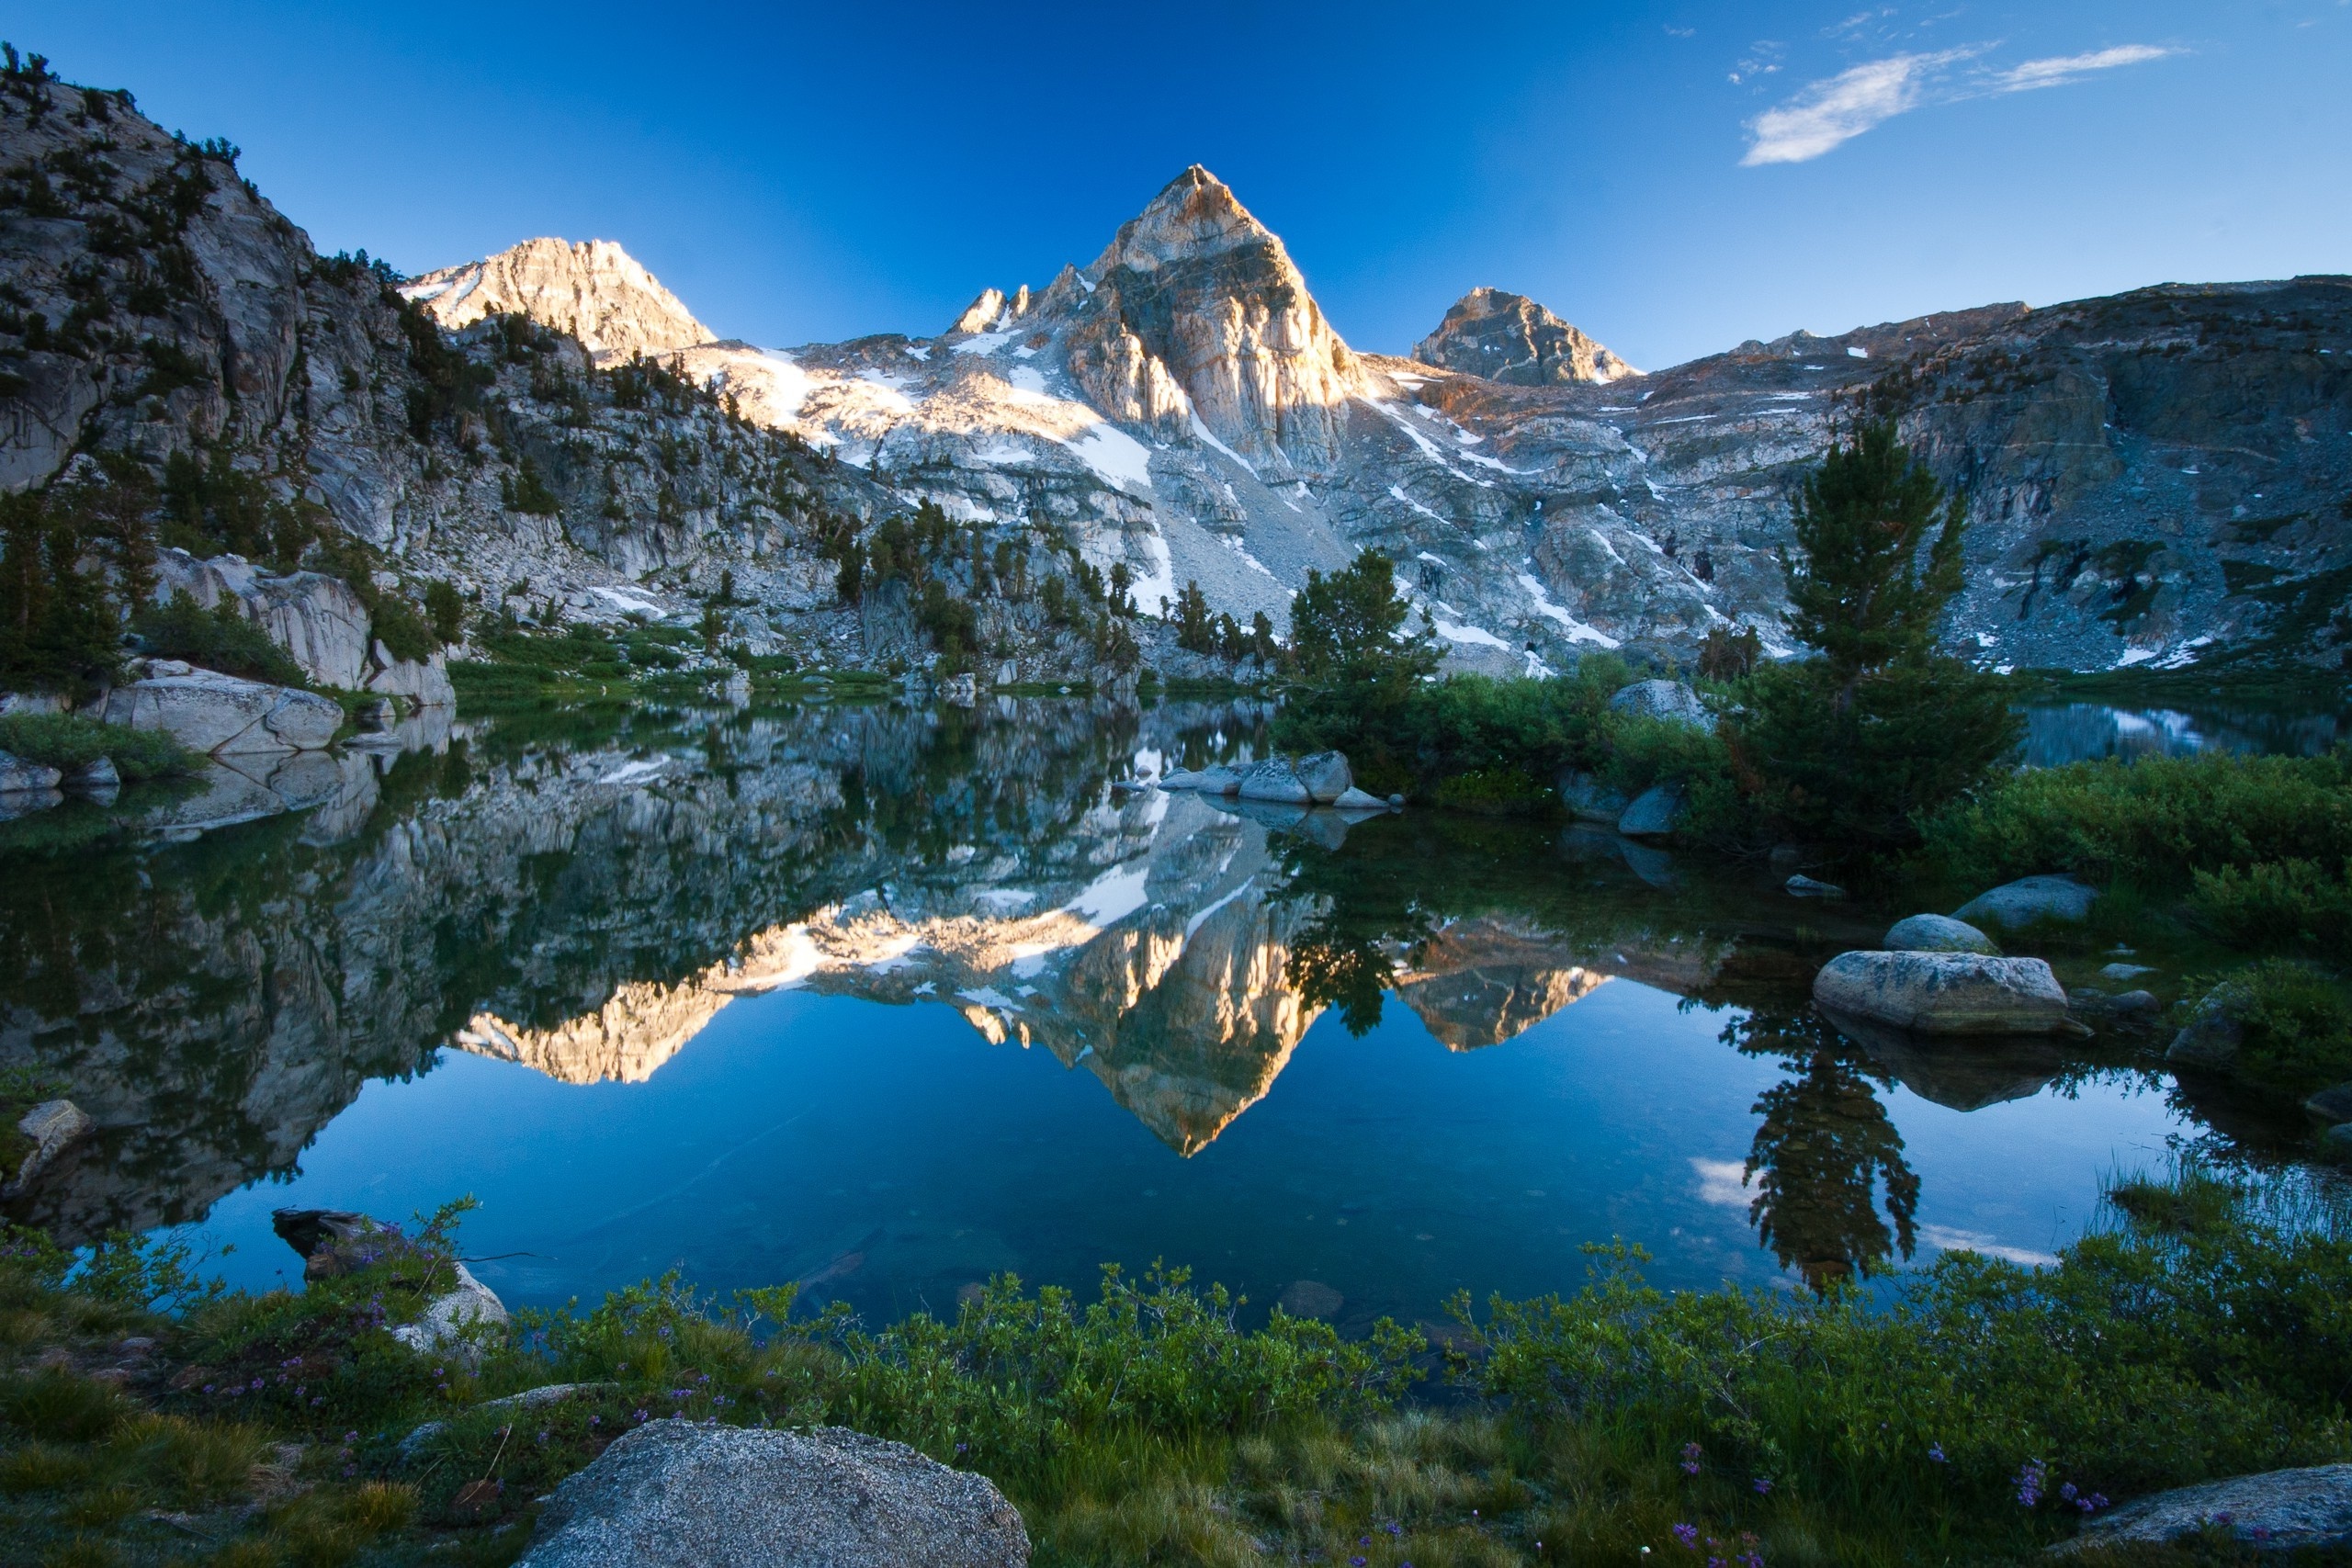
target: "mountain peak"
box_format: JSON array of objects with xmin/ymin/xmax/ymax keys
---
[
  {"xmin": 402, "ymin": 237, "xmax": 713, "ymax": 360},
  {"xmin": 1414, "ymin": 287, "xmax": 1636, "ymax": 386},
  {"xmin": 1089, "ymin": 164, "xmax": 1280, "ymax": 276}
]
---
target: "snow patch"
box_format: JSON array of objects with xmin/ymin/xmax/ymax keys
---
[
  {"xmin": 1063, "ymin": 862, "xmax": 1151, "ymax": 928},
  {"xmin": 1060, "ymin": 423, "xmax": 1155, "ymax": 491},
  {"xmin": 951, "ymin": 329, "xmax": 1018, "ymax": 356},
  {"xmin": 1188, "ymin": 413, "xmax": 1259, "ymax": 477},
  {"xmin": 1515, "ymin": 571, "xmax": 1622, "ymax": 648},
  {"xmin": 1184, "ymin": 876, "xmax": 1257, "ymax": 940},
  {"xmin": 598, "ymin": 758, "xmax": 669, "ymax": 787}
]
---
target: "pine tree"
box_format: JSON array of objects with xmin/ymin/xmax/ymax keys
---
[{"xmin": 1724, "ymin": 419, "xmax": 2019, "ymax": 855}]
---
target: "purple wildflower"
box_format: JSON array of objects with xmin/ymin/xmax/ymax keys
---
[
  {"xmin": 1754, "ymin": 1477, "xmax": 1772, "ymax": 1495},
  {"xmin": 2016, "ymin": 1459, "xmax": 2048, "ymax": 1508},
  {"xmin": 1928, "ymin": 1443, "xmax": 1946, "ymax": 1463},
  {"xmin": 1680, "ymin": 1441, "xmax": 1704, "ymax": 1476},
  {"xmin": 1673, "ymin": 1522, "xmax": 1701, "ymax": 1550}
]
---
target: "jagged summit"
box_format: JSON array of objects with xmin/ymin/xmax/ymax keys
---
[
  {"xmin": 1089, "ymin": 164, "xmax": 1282, "ymax": 273},
  {"xmin": 1414, "ymin": 287, "xmax": 1636, "ymax": 386},
  {"xmin": 402, "ymin": 237, "xmax": 713, "ymax": 361}
]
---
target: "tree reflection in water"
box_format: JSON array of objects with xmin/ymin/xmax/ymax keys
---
[{"xmin": 1726, "ymin": 1008, "xmax": 1920, "ymax": 1290}]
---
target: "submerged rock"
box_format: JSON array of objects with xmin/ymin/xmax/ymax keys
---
[
  {"xmin": 1952, "ymin": 874, "xmax": 2098, "ymax": 931},
  {"xmin": 2062, "ymin": 1462, "xmax": 2352, "ymax": 1554},
  {"xmin": 1785, "ymin": 874, "xmax": 1845, "ymax": 898},
  {"xmin": 1883, "ymin": 913, "xmax": 2000, "ymax": 954},
  {"xmin": 1813, "ymin": 951, "xmax": 2070, "ymax": 1035},
  {"xmin": 516, "ymin": 1419, "xmax": 1030, "ymax": 1568}
]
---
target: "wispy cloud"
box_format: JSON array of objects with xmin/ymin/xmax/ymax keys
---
[
  {"xmin": 1742, "ymin": 49, "xmax": 1972, "ymax": 165},
  {"xmin": 1742, "ymin": 42, "xmax": 2177, "ymax": 165},
  {"xmin": 1995, "ymin": 44, "xmax": 2176, "ymax": 93},
  {"xmin": 1918, "ymin": 1224, "xmax": 2056, "ymax": 1268}
]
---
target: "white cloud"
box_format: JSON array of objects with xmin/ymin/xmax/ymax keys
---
[
  {"xmin": 1995, "ymin": 44, "xmax": 2176, "ymax": 93},
  {"xmin": 1742, "ymin": 50, "xmax": 1968, "ymax": 165},
  {"xmin": 1691, "ymin": 1157, "xmax": 1758, "ymax": 1209},
  {"xmin": 1743, "ymin": 42, "xmax": 2176, "ymax": 165},
  {"xmin": 1918, "ymin": 1224, "xmax": 2057, "ymax": 1268}
]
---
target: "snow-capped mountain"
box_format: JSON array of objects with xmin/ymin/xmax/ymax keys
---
[{"xmin": 409, "ymin": 165, "xmax": 2351, "ymax": 673}]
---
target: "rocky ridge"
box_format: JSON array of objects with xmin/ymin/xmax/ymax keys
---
[{"xmin": 4, "ymin": 62, "xmax": 2347, "ymax": 687}]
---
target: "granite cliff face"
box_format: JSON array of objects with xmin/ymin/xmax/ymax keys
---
[
  {"xmin": 1413, "ymin": 288, "xmax": 1636, "ymax": 388},
  {"xmin": 4, "ymin": 62, "xmax": 2346, "ymax": 681}
]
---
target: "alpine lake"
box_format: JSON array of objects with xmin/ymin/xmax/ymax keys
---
[{"xmin": 4, "ymin": 682, "xmax": 2347, "ymax": 1342}]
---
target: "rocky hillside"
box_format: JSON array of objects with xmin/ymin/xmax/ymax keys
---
[{"xmin": 4, "ymin": 55, "xmax": 2346, "ymax": 680}]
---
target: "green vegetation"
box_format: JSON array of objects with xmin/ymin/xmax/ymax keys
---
[
  {"xmin": 2192, "ymin": 960, "xmax": 2352, "ymax": 1099},
  {"xmin": 0, "ymin": 461, "xmax": 151, "ymax": 698},
  {"xmin": 6, "ymin": 1167, "xmax": 2348, "ymax": 1564},
  {"xmin": 0, "ymin": 712, "xmax": 196, "ymax": 782},
  {"xmin": 130, "ymin": 594, "xmax": 308, "ymax": 686}
]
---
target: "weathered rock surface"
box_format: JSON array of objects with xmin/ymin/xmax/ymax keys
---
[
  {"xmin": 2062, "ymin": 1463, "xmax": 2352, "ymax": 1555},
  {"xmin": 1617, "ymin": 783, "xmax": 1683, "ymax": 839},
  {"xmin": 1813, "ymin": 951, "xmax": 2070, "ymax": 1035},
  {"xmin": 390, "ymin": 1263, "xmax": 509, "ymax": 1359},
  {"xmin": 1883, "ymin": 913, "xmax": 2000, "ymax": 954},
  {"xmin": 2305, "ymin": 1083, "xmax": 2352, "ymax": 1122},
  {"xmin": 1413, "ymin": 287, "xmax": 1635, "ymax": 387},
  {"xmin": 90, "ymin": 668, "xmax": 342, "ymax": 755},
  {"xmin": 1953, "ymin": 875, "xmax": 2099, "ymax": 931},
  {"xmin": 1237, "ymin": 758, "xmax": 1311, "ymax": 804},
  {"xmin": 64, "ymin": 756, "xmax": 120, "ymax": 794},
  {"xmin": 1331, "ymin": 785, "xmax": 1389, "ymax": 810},
  {"xmin": 1293, "ymin": 750, "xmax": 1351, "ymax": 804},
  {"xmin": 0, "ymin": 750, "xmax": 62, "ymax": 794},
  {"xmin": 515, "ymin": 1420, "xmax": 1030, "ymax": 1568},
  {"xmin": 1785, "ymin": 874, "xmax": 1844, "ymax": 898},
  {"xmin": 1608, "ymin": 679, "xmax": 1713, "ymax": 730}
]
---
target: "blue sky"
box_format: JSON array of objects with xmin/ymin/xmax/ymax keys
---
[{"xmin": 24, "ymin": 2, "xmax": 2351, "ymax": 369}]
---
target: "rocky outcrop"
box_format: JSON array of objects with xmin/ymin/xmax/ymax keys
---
[
  {"xmin": 148, "ymin": 550, "xmax": 453, "ymax": 700},
  {"xmin": 1609, "ymin": 679, "xmax": 1714, "ymax": 730},
  {"xmin": 1617, "ymin": 783, "xmax": 1683, "ymax": 839},
  {"xmin": 403, "ymin": 238, "xmax": 714, "ymax": 361},
  {"xmin": 7, "ymin": 1099, "xmax": 93, "ymax": 1192},
  {"xmin": 90, "ymin": 663, "xmax": 342, "ymax": 753},
  {"xmin": 2062, "ymin": 1464, "xmax": 2352, "ymax": 1555},
  {"xmin": 1814, "ymin": 951, "xmax": 2070, "ymax": 1035},
  {"xmin": 1414, "ymin": 287, "xmax": 1635, "ymax": 386},
  {"xmin": 0, "ymin": 750, "xmax": 62, "ymax": 795},
  {"xmin": 517, "ymin": 1421, "xmax": 1030, "ymax": 1568}
]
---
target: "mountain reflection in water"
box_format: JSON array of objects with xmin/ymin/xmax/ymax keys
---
[{"xmin": 0, "ymin": 696, "xmax": 2198, "ymax": 1308}]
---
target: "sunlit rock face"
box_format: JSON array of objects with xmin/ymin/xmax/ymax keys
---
[
  {"xmin": 403, "ymin": 238, "xmax": 715, "ymax": 361},
  {"xmin": 1413, "ymin": 288, "xmax": 1637, "ymax": 388}
]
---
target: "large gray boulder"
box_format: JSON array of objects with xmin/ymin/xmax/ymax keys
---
[
  {"xmin": 389, "ymin": 1262, "xmax": 509, "ymax": 1361},
  {"xmin": 153, "ymin": 551, "xmax": 375, "ymax": 688},
  {"xmin": 2062, "ymin": 1463, "xmax": 2352, "ymax": 1555},
  {"xmin": 1883, "ymin": 914, "xmax": 2000, "ymax": 955},
  {"xmin": 0, "ymin": 750, "xmax": 62, "ymax": 795},
  {"xmin": 90, "ymin": 664, "xmax": 342, "ymax": 754},
  {"xmin": 365, "ymin": 642, "xmax": 457, "ymax": 708},
  {"xmin": 517, "ymin": 1420, "xmax": 1030, "ymax": 1568},
  {"xmin": 1953, "ymin": 875, "xmax": 2098, "ymax": 931},
  {"xmin": 7, "ymin": 1099, "xmax": 95, "ymax": 1192},
  {"xmin": 1609, "ymin": 679, "xmax": 1714, "ymax": 731},
  {"xmin": 1236, "ymin": 758, "xmax": 1311, "ymax": 804},
  {"xmin": 2167, "ymin": 986, "xmax": 2245, "ymax": 1070},
  {"xmin": 1617, "ymin": 783, "xmax": 1684, "ymax": 839},
  {"xmin": 1293, "ymin": 750, "xmax": 1352, "ymax": 804},
  {"xmin": 1813, "ymin": 951, "xmax": 2070, "ymax": 1035}
]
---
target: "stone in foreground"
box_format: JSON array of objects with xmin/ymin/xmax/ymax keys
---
[
  {"xmin": 1331, "ymin": 785, "xmax": 1389, "ymax": 810},
  {"xmin": 0, "ymin": 750, "xmax": 63, "ymax": 795},
  {"xmin": 1883, "ymin": 913, "xmax": 1999, "ymax": 954},
  {"xmin": 1813, "ymin": 951, "xmax": 2069, "ymax": 1035},
  {"xmin": 1236, "ymin": 758, "xmax": 1310, "ymax": 804},
  {"xmin": 2061, "ymin": 1463, "xmax": 2352, "ymax": 1555},
  {"xmin": 1555, "ymin": 769, "xmax": 1629, "ymax": 823},
  {"xmin": 517, "ymin": 1420, "xmax": 1029, "ymax": 1568},
  {"xmin": 1952, "ymin": 874, "xmax": 2098, "ymax": 932}
]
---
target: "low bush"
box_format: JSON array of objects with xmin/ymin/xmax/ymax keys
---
[
  {"xmin": 1916, "ymin": 750, "xmax": 2352, "ymax": 896},
  {"xmin": 2189, "ymin": 856, "xmax": 2352, "ymax": 955},
  {"xmin": 0, "ymin": 712, "xmax": 198, "ymax": 782},
  {"xmin": 130, "ymin": 593, "xmax": 308, "ymax": 686},
  {"xmin": 2188, "ymin": 960, "xmax": 2352, "ymax": 1098}
]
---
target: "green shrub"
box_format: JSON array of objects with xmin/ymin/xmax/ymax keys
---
[
  {"xmin": 2190, "ymin": 857, "xmax": 2352, "ymax": 954},
  {"xmin": 0, "ymin": 713, "xmax": 197, "ymax": 782},
  {"xmin": 423, "ymin": 579, "xmax": 465, "ymax": 645},
  {"xmin": 1430, "ymin": 764, "xmax": 1553, "ymax": 815},
  {"xmin": 1917, "ymin": 750, "xmax": 2352, "ymax": 895},
  {"xmin": 2203, "ymin": 960, "xmax": 2352, "ymax": 1096},
  {"xmin": 130, "ymin": 594, "xmax": 307, "ymax": 686}
]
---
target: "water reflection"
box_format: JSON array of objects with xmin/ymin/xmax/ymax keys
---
[
  {"xmin": 2021, "ymin": 700, "xmax": 2351, "ymax": 766},
  {"xmin": 0, "ymin": 694, "xmax": 2200, "ymax": 1304}
]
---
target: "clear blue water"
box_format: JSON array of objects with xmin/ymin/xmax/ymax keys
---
[{"xmin": 0, "ymin": 695, "xmax": 2271, "ymax": 1329}]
